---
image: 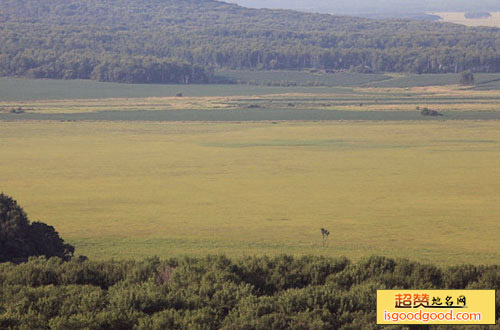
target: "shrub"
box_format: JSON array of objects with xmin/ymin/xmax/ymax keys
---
[{"xmin": 0, "ymin": 194, "xmax": 74, "ymax": 263}]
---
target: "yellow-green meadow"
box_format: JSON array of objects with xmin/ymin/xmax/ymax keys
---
[
  {"xmin": 1, "ymin": 119, "xmax": 499, "ymax": 264},
  {"xmin": 433, "ymin": 11, "xmax": 500, "ymax": 28}
]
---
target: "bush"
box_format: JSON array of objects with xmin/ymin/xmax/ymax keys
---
[
  {"xmin": 1, "ymin": 255, "xmax": 499, "ymax": 328},
  {"xmin": 460, "ymin": 70, "xmax": 475, "ymax": 85},
  {"xmin": 420, "ymin": 107, "xmax": 443, "ymax": 116},
  {"xmin": 0, "ymin": 194, "xmax": 74, "ymax": 263}
]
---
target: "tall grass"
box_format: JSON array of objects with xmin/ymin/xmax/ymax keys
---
[{"xmin": 1, "ymin": 120, "xmax": 499, "ymax": 264}]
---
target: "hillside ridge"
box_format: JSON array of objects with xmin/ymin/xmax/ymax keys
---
[{"xmin": 1, "ymin": 0, "xmax": 500, "ymax": 83}]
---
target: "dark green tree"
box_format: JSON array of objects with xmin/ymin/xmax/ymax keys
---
[
  {"xmin": 0, "ymin": 193, "xmax": 74, "ymax": 263},
  {"xmin": 460, "ymin": 70, "xmax": 475, "ymax": 85},
  {"xmin": 320, "ymin": 228, "xmax": 330, "ymax": 247}
]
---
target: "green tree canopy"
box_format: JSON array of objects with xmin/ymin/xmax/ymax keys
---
[
  {"xmin": 1, "ymin": 0, "xmax": 500, "ymax": 83},
  {"xmin": 460, "ymin": 70, "xmax": 475, "ymax": 85},
  {"xmin": 0, "ymin": 193, "xmax": 74, "ymax": 263}
]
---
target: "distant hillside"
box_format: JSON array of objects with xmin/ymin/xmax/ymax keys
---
[
  {"xmin": 465, "ymin": 12, "xmax": 492, "ymax": 19},
  {"xmin": 1, "ymin": 0, "xmax": 500, "ymax": 83},
  {"xmin": 227, "ymin": 0, "xmax": 500, "ymax": 16}
]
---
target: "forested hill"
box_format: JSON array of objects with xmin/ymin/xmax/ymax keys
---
[{"xmin": 1, "ymin": 0, "xmax": 500, "ymax": 83}]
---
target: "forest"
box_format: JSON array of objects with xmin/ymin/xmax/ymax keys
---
[
  {"xmin": 1, "ymin": 0, "xmax": 500, "ymax": 83},
  {"xmin": 0, "ymin": 255, "xmax": 498, "ymax": 329}
]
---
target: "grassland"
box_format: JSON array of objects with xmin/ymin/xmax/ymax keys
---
[
  {"xmin": 3, "ymin": 73, "xmax": 500, "ymax": 104},
  {"xmin": 3, "ymin": 84, "xmax": 500, "ymax": 118},
  {"xmin": 433, "ymin": 11, "xmax": 500, "ymax": 27},
  {"xmin": 0, "ymin": 74, "xmax": 390, "ymax": 102},
  {"xmin": 1, "ymin": 120, "xmax": 499, "ymax": 264},
  {"xmin": 0, "ymin": 78, "xmax": 351, "ymax": 102},
  {"xmin": 213, "ymin": 70, "xmax": 391, "ymax": 86},
  {"xmin": 1, "ymin": 79, "xmax": 499, "ymax": 264}
]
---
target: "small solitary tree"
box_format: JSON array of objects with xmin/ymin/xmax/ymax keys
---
[
  {"xmin": 320, "ymin": 228, "xmax": 330, "ymax": 247},
  {"xmin": 460, "ymin": 70, "xmax": 474, "ymax": 86}
]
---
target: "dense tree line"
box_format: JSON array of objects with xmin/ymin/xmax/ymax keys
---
[
  {"xmin": 0, "ymin": 51, "xmax": 209, "ymax": 84},
  {"xmin": 1, "ymin": 0, "xmax": 500, "ymax": 83},
  {"xmin": 0, "ymin": 255, "xmax": 499, "ymax": 329}
]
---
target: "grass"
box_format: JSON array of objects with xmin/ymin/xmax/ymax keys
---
[
  {"xmin": 213, "ymin": 70, "xmax": 391, "ymax": 86},
  {"xmin": 1, "ymin": 80, "xmax": 499, "ymax": 264},
  {"xmin": 433, "ymin": 11, "xmax": 500, "ymax": 27},
  {"xmin": 3, "ymin": 109, "xmax": 500, "ymax": 121},
  {"xmin": 0, "ymin": 78, "xmax": 352, "ymax": 101},
  {"xmin": 1, "ymin": 120, "xmax": 499, "ymax": 264},
  {"xmin": 366, "ymin": 73, "xmax": 500, "ymax": 88},
  {"xmin": 3, "ymin": 84, "xmax": 500, "ymax": 115},
  {"xmin": 3, "ymin": 73, "xmax": 500, "ymax": 103}
]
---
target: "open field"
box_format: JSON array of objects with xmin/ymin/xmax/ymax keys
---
[
  {"xmin": 1, "ymin": 81, "xmax": 500, "ymax": 264},
  {"xmin": 217, "ymin": 71, "xmax": 500, "ymax": 89},
  {"xmin": 1, "ymin": 120, "xmax": 499, "ymax": 264},
  {"xmin": 3, "ymin": 73, "xmax": 500, "ymax": 103},
  {"xmin": 0, "ymin": 78, "xmax": 352, "ymax": 102},
  {"xmin": 213, "ymin": 70, "xmax": 391, "ymax": 86},
  {"xmin": 433, "ymin": 11, "xmax": 500, "ymax": 27},
  {"xmin": 366, "ymin": 73, "xmax": 500, "ymax": 89},
  {"xmin": 3, "ymin": 109, "xmax": 500, "ymax": 121},
  {"xmin": 3, "ymin": 85, "xmax": 500, "ymax": 122}
]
